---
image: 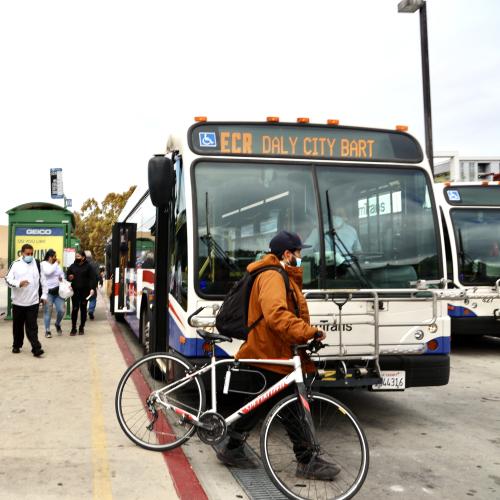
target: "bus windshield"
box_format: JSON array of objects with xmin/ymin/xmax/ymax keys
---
[
  {"xmin": 451, "ymin": 209, "xmax": 500, "ymax": 285},
  {"xmin": 194, "ymin": 161, "xmax": 440, "ymax": 295}
]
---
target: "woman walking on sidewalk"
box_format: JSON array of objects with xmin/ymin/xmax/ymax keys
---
[
  {"xmin": 40, "ymin": 249, "xmax": 65, "ymax": 338},
  {"xmin": 67, "ymin": 250, "xmax": 97, "ymax": 336}
]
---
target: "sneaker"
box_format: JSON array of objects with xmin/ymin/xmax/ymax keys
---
[
  {"xmin": 78, "ymin": 326, "xmax": 85, "ymax": 335},
  {"xmin": 89, "ymin": 312, "xmax": 94, "ymax": 320},
  {"xmin": 296, "ymin": 455, "xmax": 341, "ymax": 481},
  {"xmin": 33, "ymin": 349, "xmax": 45, "ymax": 358},
  {"xmin": 12, "ymin": 347, "xmax": 21, "ymax": 354},
  {"xmin": 55, "ymin": 325, "xmax": 62, "ymax": 335},
  {"xmin": 70, "ymin": 328, "xmax": 77, "ymax": 336},
  {"xmin": 216, "ymin": 444, "xmax": 259, "ymax": 469},
  {"xmin": 45, "ymin": 331, "xmax": 52, "ymax": 338}
]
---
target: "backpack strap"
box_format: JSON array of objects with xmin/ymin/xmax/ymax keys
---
[
  {"xmin": 36, "ymin": 259, "xmax": 42, "ymax": 298},
  {"xmin": 248, "ymin": 266, "xmax": 300, "ymax": 331}
]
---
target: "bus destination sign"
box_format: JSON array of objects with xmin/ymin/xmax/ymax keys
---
[{"xmin": 189, "ymin": 123, "xmax": 422, "ymax": 163}]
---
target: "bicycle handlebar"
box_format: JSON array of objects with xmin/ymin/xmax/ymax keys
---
[{"xmin": 294, "ymin": 338, "xmax": 327, "ymax": 355}]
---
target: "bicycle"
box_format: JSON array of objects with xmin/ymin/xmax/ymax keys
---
[{"xmin": 115, "ymin": 308, "xmax": 369, "ymax": 500}]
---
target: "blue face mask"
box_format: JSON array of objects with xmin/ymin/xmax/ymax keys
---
[
  {"xmin": 287, "ymin": 255, "xmax": 302, "ymax": 267},
  {"xmin": 23, "ymin": 255, "xmax": 33, "ymax": 263}
]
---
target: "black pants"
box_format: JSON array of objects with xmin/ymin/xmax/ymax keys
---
[
  {"xmin": 71, "ymin": 292, "xmax": 88, "ymax": 328},
  {"xmin": 12, "ymin": 304, "xmax": 42, "ymax": 353},
  {"xmin": 228, "ymin": 367, "xmax": 314, "ymax": 463}
]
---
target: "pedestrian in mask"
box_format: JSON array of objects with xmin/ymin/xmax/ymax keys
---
[
  {"xmin": 40, "ymin": 249, "xmax": 65, "ymax": 337},
  {"xmin": 5, "ymin": 244, "xmax": 44, "ymax": 356},
  {"xmin": 67, "ymin": 250, "xmax": 97, "ymax": 335}
]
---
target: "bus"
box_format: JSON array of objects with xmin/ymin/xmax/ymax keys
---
[
  {"xmin": 436, "ymin": 181, "xmax": 500, "ymax": 337},
  {"xmin": 108, "ymin": 117, "xmax": 451, "ymax": 390}
]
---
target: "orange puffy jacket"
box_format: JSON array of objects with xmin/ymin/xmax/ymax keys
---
[{"xmin": 235, "ymin": 253, "xmax": 318, "ymax": 374}]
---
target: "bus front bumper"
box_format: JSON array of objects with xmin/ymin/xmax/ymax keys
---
[{"xmin": 379, "ymin": 354, "xmax": 450, "ymax": 388}]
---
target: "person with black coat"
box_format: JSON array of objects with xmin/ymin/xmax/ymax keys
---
[{"xmin": 67, "ymin": 250, "xmax": 98, "ymax": 335}]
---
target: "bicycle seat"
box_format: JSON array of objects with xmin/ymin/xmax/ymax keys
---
[{"xmin": 196, "ymin": 329, "xmax": 233, "ymax": 343}]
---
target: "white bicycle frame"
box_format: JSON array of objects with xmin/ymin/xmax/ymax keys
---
[{"xmin": 152, "ymin": 354, "xmax": 306, "ymax": 427}]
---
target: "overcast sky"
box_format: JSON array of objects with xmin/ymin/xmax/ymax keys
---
[{"xmin": 1, "ymin": 0, "xmax": 499, "ymax": 225}]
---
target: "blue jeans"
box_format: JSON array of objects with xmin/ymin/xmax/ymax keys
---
[
  {"xmin": 88, "ymin": 295, "xmax": 97, "ymax": 314},
  {"xmin": 44, "ymin": 293, "xmax": 65, "ymax": 332}
]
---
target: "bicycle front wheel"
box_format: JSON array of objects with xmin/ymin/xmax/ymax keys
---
[
  {"xmin": 260, "ymin": 392, "xmax": 369, "ymax": 500},
  {"xmin": 115, "ymin": 352, "xmax": 206, "ymax": 451}
]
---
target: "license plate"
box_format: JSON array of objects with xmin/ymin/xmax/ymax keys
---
[{"xmin": 372, "ymin": 370, "xmax": 406, "ymax": 391}]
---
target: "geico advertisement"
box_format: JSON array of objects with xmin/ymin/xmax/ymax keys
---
[{"xmin": 14, "ymin": 227, "xmax": 65, "ymax": 262}]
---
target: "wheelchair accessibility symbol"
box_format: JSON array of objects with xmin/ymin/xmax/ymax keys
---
[
  {"xmin": 199, "ymin": 132, "xmax": 217, "ymax": 147},
  {"xmin": 447, "ymin": 190, "xmax": 461, "ymax": 202}
]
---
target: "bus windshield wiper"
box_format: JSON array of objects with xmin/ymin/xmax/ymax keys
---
[
  {"xmin": 325, "ymin": 190, "xmax": 373, "ymax": 288},
  {"xmin": 199, "ymin": 193, "xmax": 239, "ymax": 277},
  {"xmin": 457, "ymin": 228, "xmax": 478, "ymax": 280}
]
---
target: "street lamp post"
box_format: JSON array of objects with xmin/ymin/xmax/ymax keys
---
[{"xmin": 398, "ymin": 0, "xmax": 434, "ymax": 174}]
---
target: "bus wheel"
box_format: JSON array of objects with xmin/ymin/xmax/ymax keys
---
[{"xmin": 141, "ymin": 306, "xmax": 151, "ymax": 355}]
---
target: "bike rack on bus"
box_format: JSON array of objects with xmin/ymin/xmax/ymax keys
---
[{"xmin": 187, "ymin": 284, "xmax": 500, "ymax": 389}]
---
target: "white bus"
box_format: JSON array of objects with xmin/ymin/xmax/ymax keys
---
[
  {"xmin": 108, "ymin": 118, "xmax": 451, "ymax": 390},
  {"xmin": 436, "ymin": 181, "xmax": 500, "ymax": 337}
]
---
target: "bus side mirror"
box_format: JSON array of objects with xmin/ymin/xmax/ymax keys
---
[{"xmin": 148, "ymin": 155, "xmax": 174, "ymax": 207}]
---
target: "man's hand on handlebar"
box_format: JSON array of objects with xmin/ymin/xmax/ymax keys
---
[{"xmin": 314, "ymin": 329, "xmax": 327, "ymax": 341}]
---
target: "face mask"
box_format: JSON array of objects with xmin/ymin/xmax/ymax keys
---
[
  {"xmin": 333, "ymin": 216, "xmax": 344, "ymax": 228},
  {"xmin": 287, "ymin": 255, "xmax": 302, "ymax": 268},
  {"xmin": 23, "ymin": 255, "xmax": 33, "ymax": 263},
  {"xmin": 75, "ymin": 257, "xmax": 82, "ymax": 263}
]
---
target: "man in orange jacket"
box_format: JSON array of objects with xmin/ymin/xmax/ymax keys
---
[{"xmin": 216, "ymin": 231, "xmax": 340, "ymax": 480}]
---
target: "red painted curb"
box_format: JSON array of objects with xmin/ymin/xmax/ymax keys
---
[{"xmin": 107, "ymin": 309, "xmax": 209, "ymax": 500}]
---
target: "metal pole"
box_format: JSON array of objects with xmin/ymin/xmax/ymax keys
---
[{"xmin": 419, "ymin": 2, "xmax": 434, "ymax": 174}]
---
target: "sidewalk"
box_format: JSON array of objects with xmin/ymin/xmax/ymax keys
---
[{"xmin": 0, "ymin": 289, "xmax": 178, "ymax": 500}]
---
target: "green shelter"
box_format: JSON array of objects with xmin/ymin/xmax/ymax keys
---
[{"xmin": 6, "ymin": 202, "xmax": 76, "ymax": 317}]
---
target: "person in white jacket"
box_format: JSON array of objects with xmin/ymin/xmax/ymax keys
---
[
  {"xmin": 40, "ymin": 249, "xmax": 65, "ymax": 337},
  {"xmin": 5, "ymin": 243, "xmax": 44, "ymax": 356}
]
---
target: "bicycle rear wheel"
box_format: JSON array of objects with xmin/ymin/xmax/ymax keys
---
[
  {"xmin": 115, "ymin": 352, "xmax": 206, "ymax": 451},
  {"xmin": 260, "ymin": 392, "xmax": 369, "ymax": 500}
]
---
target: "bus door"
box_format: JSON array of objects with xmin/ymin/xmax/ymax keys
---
[{"xmin": 111, "ymin": 222, "xmax": 137, "ymax": 314}]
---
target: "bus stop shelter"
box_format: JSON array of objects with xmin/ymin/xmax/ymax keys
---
[{"xmin": 5, "ymin": 202, "xmax": 76, "ymax": 318}]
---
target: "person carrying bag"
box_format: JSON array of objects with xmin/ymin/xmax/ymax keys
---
[
  {"xmin": 40, "ymin": 249, "xmax": 65, "ymax": 338},
  {"xmin": 67, "ymin": 249, "xmax": 97, "ymax": 336}
]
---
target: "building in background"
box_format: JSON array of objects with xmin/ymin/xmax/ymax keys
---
[{"xmin": 434, "ymin": 152, "xmax": 500, "ymax": 182}]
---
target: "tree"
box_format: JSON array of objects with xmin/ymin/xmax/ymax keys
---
[{"xmin": 74, "ymin": 186, "xmax": 136, "ymax": 263}]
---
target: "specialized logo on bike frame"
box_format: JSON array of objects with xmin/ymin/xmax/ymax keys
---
[
  {"xmin": 312, "ymin": 322, "xmax": 353, "ymax": 332},
  {"xmin": 240, "ymin": 378, "xmax": 289, "ymax": 415},
  {"xmin": 199, "ymin": 131, "xmax": 217, "ymax": 147}
]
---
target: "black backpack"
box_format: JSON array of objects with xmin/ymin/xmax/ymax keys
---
[{"xmin": 215, "ymin": 265, "xmax": 298, "ymax": 341}]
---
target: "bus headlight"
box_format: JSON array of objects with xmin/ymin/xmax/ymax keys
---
[
  {"xmin": 414, "ymin": 330, "xmax": 424, "ymax": 341},
  {"xmin": 428, "ymin": 323, "xmax": 438, "ymax": 334}
]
